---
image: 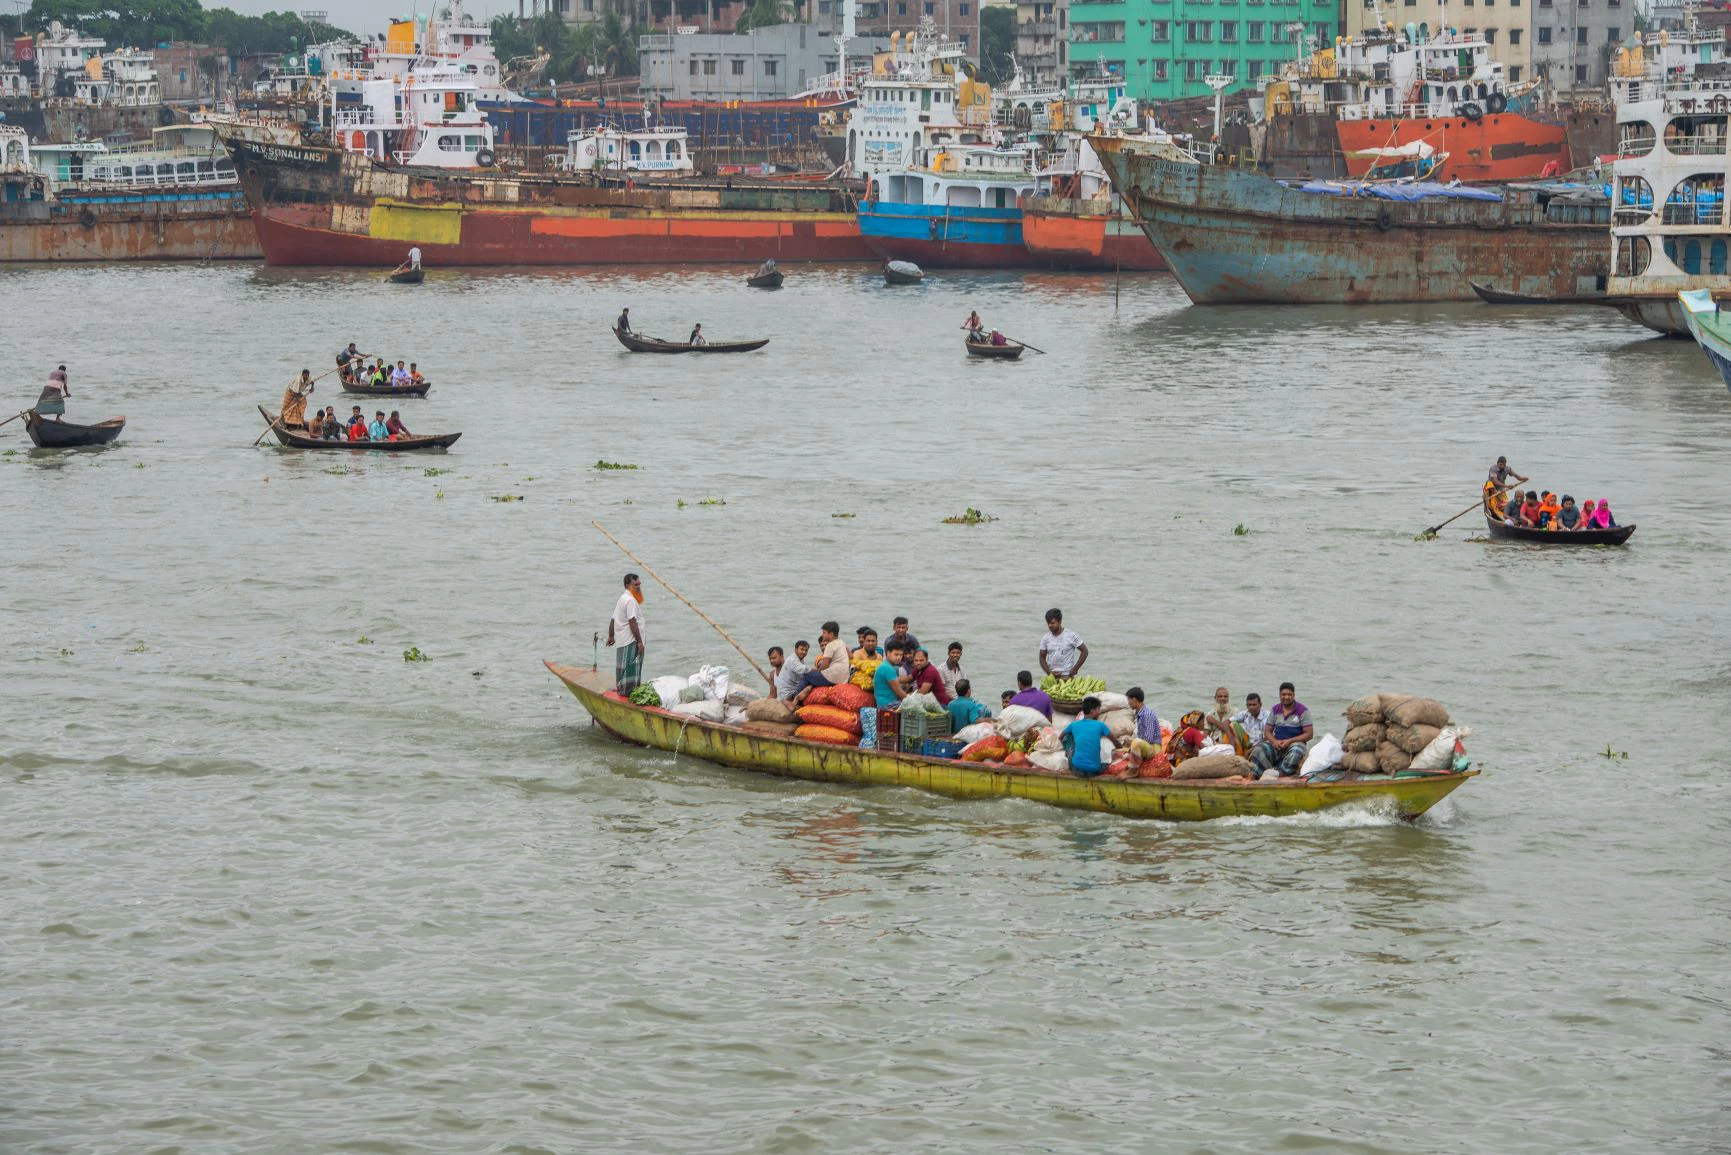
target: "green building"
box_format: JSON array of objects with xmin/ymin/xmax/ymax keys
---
[{"xmin": 1064, "ymin": 0, "xmax": 1339, "ymax": 100}]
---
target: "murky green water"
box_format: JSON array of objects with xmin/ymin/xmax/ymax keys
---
[{"xmin": 2, "ymin": 264, "xmax": 1728, "ymax": 1154}]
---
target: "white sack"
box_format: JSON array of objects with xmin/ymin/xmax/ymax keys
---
[
  {"xmin": 1410, "ymin": 725, "xmax": 1470, "ymax": 771},
  {"xmin": 651, "ymin": 675, "xmax": 689, "ymax": 709},
  {"xmin": 954, "ymin": 722, "xmax": 997, "ymax": 745},
  {"xmin": 996, "ymin": 705, "xmax": 1048, "ymax": 738},
  {"xmin": 689, "ymin": 664, "xmax": 731, "ymax": 702},
  {"xmin": 1096, "ymin": 692, "xmax": 1131, "ymax": 712},
  {"xmin": 1028, "ymin": 749, "xmax": 1069, "ymax": 774},
  {"xmin": 1299, "ymin": 732, "xmax": 1345, "ymax": 776},
  {"xmin": 669, "ymin": 699, "xmax": 725, "ymax": 723}
]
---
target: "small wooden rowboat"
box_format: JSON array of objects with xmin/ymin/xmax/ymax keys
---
[
  {"xmin": 1484, "ymin": 514, "xmax": 1635, "ymax": 546},
  {"xmin": 746, "ymin": 268, "xmax": 785, "ymax": 289},
  {"xmin": 342, "ymin": 379, "xmax": 432, "ymax": 397},
  {"xmin": 612, "ymin": 327, "xmax": 769, "ymax": 354},
  {"xmin": 24, "ymin": 410, "xmax": 125, "ymax": 448},
  {"xmin": 257, "ymin": 405, "xmax": 460, "ymax": 451},
  {"xmin": 547, "ymin": 664, "xmax": 1476, "ymax": 822},
  {"xmin": 883, "ymin": 260, "xmax": 924, "ymax": 286},
  {"xmin": 387, "ymin": 266, "xmax": 425, "ymax": 284},
  {"xmin": 966, "ymin": 337, "xmax": 1024, "ymax": 360}
]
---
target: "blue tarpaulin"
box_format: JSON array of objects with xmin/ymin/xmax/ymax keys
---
[{"xmin": 1294, "ymin": 181, "xmax": 1505, "ymax": 202}]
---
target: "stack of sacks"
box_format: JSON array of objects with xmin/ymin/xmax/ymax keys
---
[
  {"xmin": 743, "ymin": 697, "xmax": 799, "ymax": 737},
  {"xmin": 651, "ymin": 675, "xmax": 689, "ymax": 707},
  {"xmin": 1340, "ymin": 694, "xmax": 1459, "ymax": 775},
  {"xmin": 806, "ymin": 684, "xmax": 872, "ymax": 713},
  {"xmin": 795, "ymin": 702, "xmax": 862, "ymax": 746}
]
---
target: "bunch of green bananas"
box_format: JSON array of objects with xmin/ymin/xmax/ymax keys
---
[{"xmin": 1041, "ymin": 674, "xmax": 1106, "ymax": 698}]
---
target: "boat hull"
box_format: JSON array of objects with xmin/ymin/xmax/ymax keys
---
[
  {"xmin": 227, "ymin": 138, "xmax": 874, "ymax": 267},
  {"xmin": 1678, "ymin": 288, "xmax": 1731, "ymax": 390},
  {"xmin": 1335, "ymin": 113, "xmax": 1572, "ymax": 183},
  {"xmin": 857, "ymin": 202, "xmax": 1056, "ymax": 269},
  {"xmin": 1095, "ymin": 138, "xmax": 1609, "ymax": 305},
  {"xmin": 1021, "ymin": 196, "xmax": 1166, "ymax": 271},
  {"xmin": 547, "ymin": 663, "xmax": 1475, "ymax": 822},
  {"xmin": 965, "ymin": 340, "xmax": 1023, "ymax": 359},
  {"xmin": 342, "ymin": 382, "xmax": 432, "ymax": 396},
  {"xmin": 257, "ymin": 405, "xmax": 459, "ymax": 450},
  {"xmin": 1484, "ymin": 514, "xmax": 1634, "ymax": 545},
  {"xmin": 0, "ymin": 188, "xmax": 260, "ymax": 262},
  {"xmin": 25, "ymin": 413, "xmax": 125, "ymax": 448}
]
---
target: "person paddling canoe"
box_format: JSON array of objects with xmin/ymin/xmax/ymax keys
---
[{"xmin": 38, "ymin": 364, "xmax": 69, "ymax": 421}]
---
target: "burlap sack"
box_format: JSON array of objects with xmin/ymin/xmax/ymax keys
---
[
  {"xmin": 745, "ymin": 698, "xmax": 797, "ymax": 724},
  {"xmin": 743, "ymin": 720, "xmax": 800, "ymax": 737},
  {"xmin": 1340, "ymin": 751, "xmax": 1381, "ymax": 774},
  {"xmin": 1343, "ymin": 723, "xmax": 1385, "ymax": 753},
  {"xmin": 1171, "ymin": 754, "xmax": 1255, "ymax": 780},
  {"xmin": 1344, "ymin": 695, "xmax": 1385, "ymax": 727},
  {"xmin": 1388, "ymin": 723, "xmax": 1442, "ymax": 755},
  {"xmin": 1376, "ymin": 741, "xmax": 1414, "ymax": 775},
  {"xmin": 1386, "ymin": 697, "xmax": 1449, "ymax": 729}
]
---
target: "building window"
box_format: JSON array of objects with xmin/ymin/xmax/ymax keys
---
[
  {"xmin": 1540, "ymin": 0, "xmax": 1551, "ymax": 6},
  {"xmin": 1509, "ymin": 28, "xmax": 1521, "ymax": 43},
  {"xmin": 1537, "ymin": 26, "xmax": 1551, "ymax": 41},
  {"xmin": 1185, "ymin": 59, "xmax": 1204, "ymax": 80},
  {"xmin": 1509, "ymin": 65, "xmax": 1521, "ymax": 80},
  {"xmin": 924, "ymin": 1, "xmax": 934, "ymax": 13},
  {"xmin": 689, "ymin": 60, "xmax": 698, "ymax": 75},
  {"xmin": 1607, "ymin": 26, "xmax": 1619, "ymax": 39},
  {"xmin": 1483, "ymin": 0, "xmax": 1493, "ymax": 6},
  {"xmin": 1151, "ymin": 19, "xmax": 1169, "ymax": 40},
  {"xmin": 1484, "ymin": 27, "xmax": 1496, "ymax": 42},
  {"xmin": 1575, "ymin": 63, "xmax": 1588, "ymax": 82},
  {"xmin": 1220, "ymin": 20, "xmax": 1237, "ymax": 41},
  {"xmin": 764, "ymin": 59, "xmax": 777, "ymax": 74},
  {"xmin": 1576, "ymin": 25, "xmax": 1588, "ymax": 42},
  {"xmin": 1187, "ymin": 20, "xmax": 1213, "ymax": 41},
  {"xmin": 1463, "ymin": 0, "xmax": 1472, "ymax": 5},
  {"xmin": 1248, "ymin": 20, "xmax": 1264, "ymax": 40},
  {"xmin": 896, "ymin": 1, "xmax": 905, "ymax": 13},
  {"xmin": 703, "ymin": 59, "xmax": 716, "ymax": 74},
  {"xmin": 959, "ymin": 2, "xmax": 969, "ymax": 12},
  {"xmin": 1315, "ymin": 21, "xmax": 1328, "ymax": 40},
  {"xmin": 731, "ymin": 58, "xmax": 745, "ymax": 74},
  {"xmin": 1153, "ymin": 59, "xmax": 1168, "ymax": 79},
  {"xmin": 960, "ymin": 32, "xmax": 969, "ymax": 47}
]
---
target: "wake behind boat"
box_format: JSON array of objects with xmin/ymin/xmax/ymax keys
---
[
  {"xmin": 546, "ymin": 664, "xmax": 1475, "ymax": 822},
  {"xmin": 612, "ymin": 327, "xmax": 769, "ymax": 354}
]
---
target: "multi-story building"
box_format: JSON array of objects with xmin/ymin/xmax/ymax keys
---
[
  {"xmin": 854, "ymin": 0, "xmax": 981, "ymax": 55},
  {"xmin": 1064, "ymin": 0, "xmax": 1337, "ymax": 99},
  {"xmin": 1346, "ymin": 0, "xmax": 1532, "ymax": 83},
  {"xmin": 639, "ymin": 23, "xmax": 891, "ymax": 98},
  {"xmin": 1529, "ymin": 0, "xmax": 1628, "ymax": 92},
  {"xmin": 1016, "ymin": 0, "xmax": 1069, "ymax": 87}
]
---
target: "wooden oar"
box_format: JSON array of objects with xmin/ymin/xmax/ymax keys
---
[
  {"xmin": 592, "ymin": 520, "xmax": 772, "ymax": 685},
  {"xmin": 999, "ymin": 333, "xmax": 1047, "ymax": 354},
  {"xmin": 0, "ymin": 410, "xmax": 28, "ymax": 430},
  {"xmin": 1420, "ymin": 480, "xmax": 1523, "ymax": 539}
]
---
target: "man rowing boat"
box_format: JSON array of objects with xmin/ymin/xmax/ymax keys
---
[{"xmin": 280, "ymin": 370, "xmax": 314, "ymax": 430}]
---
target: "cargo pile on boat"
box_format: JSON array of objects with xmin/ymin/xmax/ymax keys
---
[{"xmin": 1338, "ymin": 693, "xmax": 1471, "ymax": 776}]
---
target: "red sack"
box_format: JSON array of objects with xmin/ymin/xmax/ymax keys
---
[
  {"xmin": 806, "ymin": 685, "xmax": 840, "ymax": 706},
  {"xmin": 797, "ymin": 704, "xmax": 863, "ymax": 735},
  {"xmin": 825, "ymin": 683, "xmax": 872, "ymax": 713},
  {"xmin": 795, "ymin": 724, "xmax": 856, "ymax": 746},
  {"xmin": 960, "ymin": 735, "xmax": 1009, "ymax": 763},
  {"xmin": 1135, "ymin": 752, "xmax": 1173, "ymax": 779}
]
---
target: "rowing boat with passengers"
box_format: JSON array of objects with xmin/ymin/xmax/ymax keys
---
[{"xmin": 545, "ymin": 663, "xmax": 1475, "ymax": 822}]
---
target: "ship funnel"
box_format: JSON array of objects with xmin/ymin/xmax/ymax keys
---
[
  {"xmin": 1405, "ymin": 22, "xmax": 1418, "ymax": 44},
  {"xmin": 1417, "ymin": 22, "xmax": 1428, "ymax": 43}
]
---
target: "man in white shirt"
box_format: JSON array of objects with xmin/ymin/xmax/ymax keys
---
[
  {"xmin": 606, "ymin": 573, "xmax": 645, "ymax": 692},
  {"xmin": 1037, "ymin": 608, "xmax": 1088, "ymax": 680},
  {"xmin": 937, "ymin": 642, "xmax": 967, "ymax": 697},
  {"xmin": 408, "ymin": 245, "xmax": 422, "ymax": 270},
  {"xmin": 792, "ymin": 621, "xmax": 850, "ymax": 702}
]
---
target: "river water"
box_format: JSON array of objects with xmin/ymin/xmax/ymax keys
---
[{"xmin": 2, "ymin": 264, "xmax": 1728, "ymax": 1154}]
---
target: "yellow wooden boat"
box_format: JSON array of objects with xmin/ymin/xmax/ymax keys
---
[{"xmin": 547, "ymin": 664, "xmax": 1476, "ymax": 822}]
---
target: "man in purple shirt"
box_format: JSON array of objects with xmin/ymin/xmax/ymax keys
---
[
  {"xmin": 1253, "ymin": 682, "xmax": 1314, "ymax": 778},
  {"xmin": 1008, "ymin": 669, "xmax": 1054, "ymax": 720}
]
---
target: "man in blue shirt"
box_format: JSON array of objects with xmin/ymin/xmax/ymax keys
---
[
  {"xmin": 367, "ymin": 410, "xmax": 390, "ymax": 441},
  {"xmin": 1062, "ymin": 696, "xmax": 1113, "ymax": 778},
  {"xmin": 873, "ymin": 643, "xmax": 909, "ymax": 709},
  {"xmin": 1126, "ymin": 687, "xmax": 1160, "ymax": 744},
  {"xmin": 946, "ymin": 678, "xmax": 988, "ymax": 732}
]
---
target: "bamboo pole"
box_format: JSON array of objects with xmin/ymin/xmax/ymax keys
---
[{"xmin": 592, "ymin": 521, "xmax": 771, "ymax": 684}]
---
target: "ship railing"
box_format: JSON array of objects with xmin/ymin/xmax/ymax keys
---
[
  {"xmin": 1661, "ymin": 202, "xmax": 1725, "ymax": 226},
  {"xmin": 1665, "ymin": 133, "xmax": 1729, "ymax": 156}
]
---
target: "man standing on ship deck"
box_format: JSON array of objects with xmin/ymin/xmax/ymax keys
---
[{"xmin": 607, "ymin": 573, "xmax": 646, "ymax": 693}]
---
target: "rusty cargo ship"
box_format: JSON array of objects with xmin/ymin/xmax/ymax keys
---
[{"xmin": 1094, "ymin": 135, "xmax": 1610, "ymax": 305}]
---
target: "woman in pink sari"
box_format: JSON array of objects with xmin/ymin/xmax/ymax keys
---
[{"xmin": 1591, "ymin": 499, "xmax": 1615, "ymax": 529}]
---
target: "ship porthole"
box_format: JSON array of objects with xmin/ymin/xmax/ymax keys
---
[
  {"xmin": 78, "ymin": 208, "xmax": 97, "ymax": 229},
  {"xmin": 1375, "ymin": 209, "xmax": 1394, "ymax": 231}
]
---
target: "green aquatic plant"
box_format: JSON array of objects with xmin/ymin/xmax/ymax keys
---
[
  {"xmin": 403, "ymin": 646, "xmax": 429, "ymax": 662},
  {"xmin": 323, "ymin": 465, "xmax": 350, "ymax": 476},
  {"xmin": 492, "ymin": 494, "xmax": 525, "ymax": 503},
  {"xmin": 435, "ymin": 489, "xmax": 445, "ymax": 500},
  {"xmin": 1233, "ymin": 523, "xmax": 1249, "ymax": 536},
  {"xmin": 594, "ymin": 460, "xmax": 640, "ymax": 471},
  {"xmin": 133, "ymin": 462, "xmax": 146, "ymax": 470},
  {"xmin": 698, "ymin": 497, "xmax": 727, "ymax": 507},
  {"xmin": 942, "ymin": 508, "xmax": 997, "ymax": 525},
  {"xmin": 831, "ymin": 512, "xmax": 856, "ymax": 519},
  {"xmin": 424, "ymin": 467, "xmax": 449, "ymax": 477},
  {"xmin": 356, "ymin": 636, "xmax": 373, "ymax": 645},
  {"xmin": 1600, "ymin": 744, "xmax": 1628, "ymax": 760},
  {"xmin": 676, "ymin": 499, "xmax": 686, "ymax": 509}
]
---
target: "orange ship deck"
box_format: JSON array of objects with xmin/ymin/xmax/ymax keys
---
[{"xmin": 1021, "ymin": 197, "xmax": 1165, "ymax": 272}]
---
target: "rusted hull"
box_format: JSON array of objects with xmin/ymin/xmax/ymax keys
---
[
  {"xmin": 1021, "ymin": 197, "xmax": 1166, "ymax": 271},
  {"xmin": 547, "ymin": 663, "xmax": 1477, "ymax": 822},
  {"xmin": 0, "ymin": 199, "xmax": 260, "ymax": 262},
  {"xmin": 1096, "ymin": 138, "xmax": 1609, "ymax": 305},
  {"xmin": 227, "ymin": 136, "xmax": 874, "ymax": 266}
]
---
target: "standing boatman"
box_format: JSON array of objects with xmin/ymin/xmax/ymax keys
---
[
  {"xmin": 407, "ymin": 245, "xmax": 421, "ymax": 271},
  {"xmin": 39, "ymin": 364, "xmax": 69, "ymax": 422},
  {"xmin": 1486, "ymin": 455, "xmax": 1528, "ymax": 517},
  {"xmin": 280, "ymin": 370, "xmax": 315, "ymax": 430},
  {"xmin": 1488, "ymin": 456, "xmax": 1528, "ymax": 487},
  {"xmin": 606, "ymin": 572, "xmax": 646, "ymax": 693},
  {"xmin": 616, "ymin": 307, "xmax": 632, "ymax": 334}
]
